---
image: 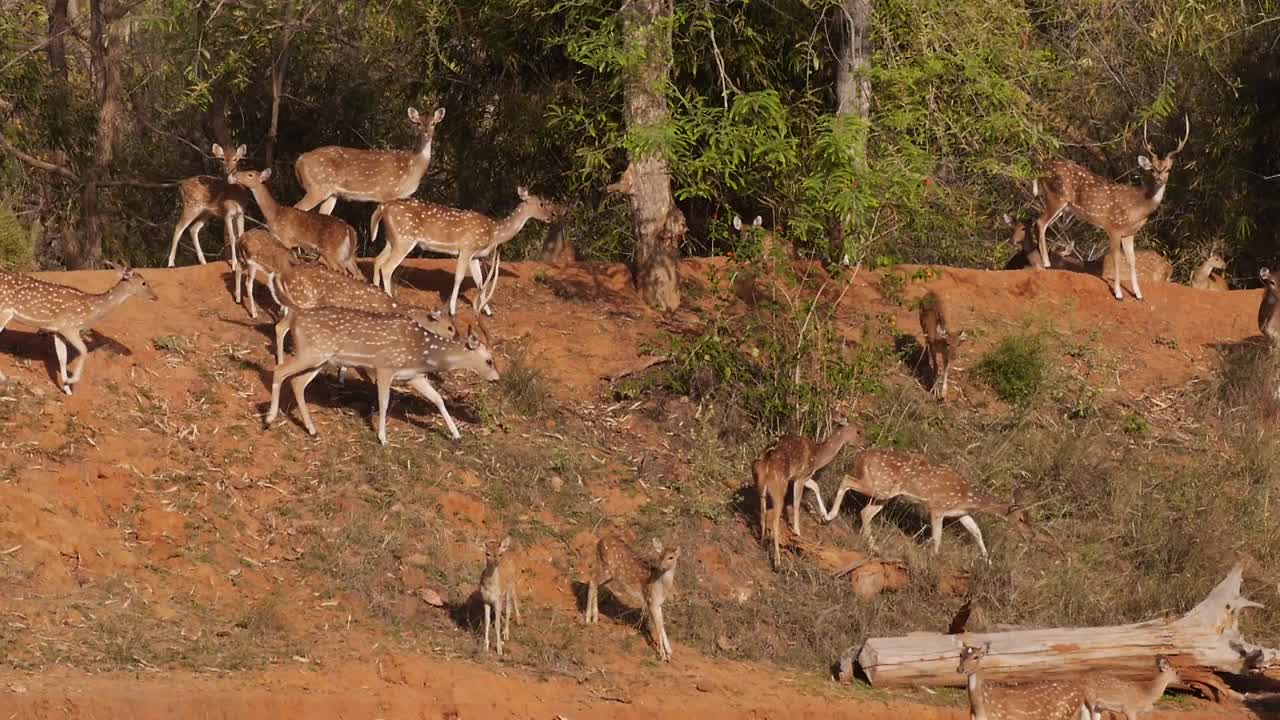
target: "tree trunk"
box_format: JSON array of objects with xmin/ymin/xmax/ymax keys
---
[
  {"xmin": 46, "ymin": 0, "xmax": 69, "ymax": 81},
  {"xmin": 834, "ymin": 0, "xmax": 871, "ymax": 169},
  {"xmin": 618, "ymin": 0, "xmax": 681, "ymax": 312},
  {"xmin": 67, "ymin": 0, "xmax": 124, "ymax": 269},
  {"xmin": 264, "ymin": 1, "xmax": 297, "ymax": 169},
  {"xmin": 856, "ymin": 565, "xmax": 1277, "ymax": 701}
]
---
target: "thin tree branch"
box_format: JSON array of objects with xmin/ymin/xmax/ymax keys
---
[{"xmin": 0, "ymin": 133, "xmax": 79, "ymax": 181}]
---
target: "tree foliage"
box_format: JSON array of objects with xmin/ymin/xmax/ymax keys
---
[{"xmin": 0, "ymin": 0, "xmax": 1277, "ymax": 271}]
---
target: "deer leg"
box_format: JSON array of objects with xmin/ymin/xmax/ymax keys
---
[
  {"xmin": 289, "ymin": 367, "xmax": 324, "ymax": 436},
  {"xmin": 770, "ymin": 487, "xmax": 784, "ymax": 568},
  {"xmin": 62, "ymin": 331, "xmax": 88, "ymax": 387},
  {"xmin": 585, "ymin": 579, "xmax": 599, "ymax": 623},
  {"xmin": 511, "ymin": 586, "xmax": 521, "ymax": 625},
  {"xmin": 0, "ymin": 309, "xmax": 12, "ymax": 381},
  {"xmin": 502, "ymin": 591, "xmax": 512, "ymax": 641},
  {"xmin": 169, "ymin": 207, "xmax": 202, "ymax": 267},
  {"xmin": 52, "ymin": 334, "xmax": 71, "ymax": 394},
  {"xmin": 274, "ymin": 318, "xmax": 291, "ymax": 365},
  {"xmin": 957, "ymin": 515, "xmax": 990, "ymax": 562},
  {"xmin": 650, "ymin": 601, "xmax": 671, "ymax": 661},
  {"xmin": 293, "ymin": 191, "xmax": 329, "ymax": 213},
  {"xmin": 825, "ymin": 476, "xmax": 875, "ymax": 522},
  {"xmin": 234, "ymin": 257, "xmax": 245, "ymax": 304},
  {"xmin": 406, "ymin": 375, "xmax": 461, "ymax": 439},
  {"xmin": 930, "ymin": 512, "xmax": 945, "ymax": 554},
  {"xmin": 267, "ymin": 355, "xmax": 319, "ymax": 425},
  {"xmin": 225, "ymin": 214, "xmax": 239, "ymax": 269},
  {"xmin": 790, "ymin": 479, "xmax": 804, "ymax": 537},
  {"xmin": 265, "ymin": 273, "xmax": 281, "ymax": 307},
  {"xmin": 374, "ymin": 367, "xmax": 394, "ymax": 446},
  {"xmin": 1033, "ymin": 203, "xmax": 1066, "ymax": 270},
  {"xmin": 318, "ymin": 197, "xmax": 338, "ymax": 215},
  {"xmin": 1108, "ymin": 235, "xmax": 1124, "ymax": 301},
  {"xmin": 483, "ymin": 602, "xmax": 492, "ymax": 652},
  {"xmin": 1122, "ymin": 235, "xmax": 1142, "ymax": 301},
  {"xmin": 187, "ymin": 219, "xmax": 208, "ymax": 265},
  {"xmin": 245, "ymin": 264, "xmax": 259, "ymax": 319},
  {"xmin": 860, "ymin": 503, "xmax": 884, "ymax": 546},
  {"xmin": 759, "ymin": 485, "xmax": 769, "ymax": 544},
  {"xmin": 448, "ymin": 256, "xmax": 470, "ymax": 317},
  {"xmin": 470, "ymin": 257, "xmax": 493, "ymax": 316},
  {"xmin": 801, "ymin": 477, "xmax": 830, "ymax": 519},
  {"xmin": 380, "ymin": 242, "xmax": 416, "ymax": 296}
]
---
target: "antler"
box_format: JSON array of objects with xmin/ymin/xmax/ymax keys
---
[
  {"xmin": 1170, "ymin": 114, "xmax": 1191, "ymax": 157},
  {"xmin": 1142, "ymin": 121, "xmax": 1157, "ymax": 156}
]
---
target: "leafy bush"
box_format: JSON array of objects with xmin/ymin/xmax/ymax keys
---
[
  {"xmin": 0, "ymin": 201, "xmax": 33, "ymax": 272},
  {"xmin": 976, "ymin": 332, "xmax": 1047, "ymax": 406}
]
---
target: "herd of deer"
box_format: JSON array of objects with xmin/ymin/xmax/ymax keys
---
[{"xmin": 0, "ymin": 109, "xmax": 1253, "ymax": 712}]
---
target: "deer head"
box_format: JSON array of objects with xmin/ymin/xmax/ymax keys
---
[
  {"xmin": 957, "ymin": 643, "xmax": 990, "ymax": 674},
  {"xmin": 1261, "ymin": 268, "xmax": 1278, "ymax": 297},
  {"xmin": 228, "ymin": 168, "xmax": 272, "ymax": 187},
  {"xmin": 112, "ymin": 266, "xmax": 160, "ymax": 302},
  {"xmin": 1137, "ymin": 116, "xmax": 1190, "ymax": 188},
  {"xmin": 406, "ymin": 107, "xmax": 446, "ymax": 147},
  {"xmin": 484, "ymin": 535, "xmax": 512, "ymax": 564},
  {"xmin": 211, "ymin": 143, "xmax": 247, "ymax": 176},
  {"xmin": 460, "ymin": 323, "xmax": 500, "ymax": 381},
  {"xmin": 651, "ymin": 539, "xmax": 681, "ymax": 572},
  {"xmin": 516, "ymin": 186, "xmax": 564, "ymax": 222}
]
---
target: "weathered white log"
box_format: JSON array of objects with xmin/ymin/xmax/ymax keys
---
[{"xmin": 857, "ymin": 564, "xmax": 1278, "ymax": 694}]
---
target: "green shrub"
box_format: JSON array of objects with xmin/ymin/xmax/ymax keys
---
[
  {"xmin": 0, "ymin": 201, "xmax": 33, "ymax": 272},
  {"xmin": 498, "ymin": 351, "xmax": 551, "ymax": 417},
  {"xmin": 976, "ymin": 332, "xmax": 1047, "ymax": 406}
]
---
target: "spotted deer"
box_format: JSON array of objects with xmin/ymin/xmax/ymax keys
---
[
  {"xmin": 1100, "ymin": 249, "xmax": 1172, "ymax": 286},
  {"xmin": 266, "ymin": 297, "xmax": 499, "ymax": 444},
  {"xmin": 1080, "ymin": 656, "xmax": 1178, "ymax": 720},
  {"xmin": 228, "ymin": 168, "xmax": 362, "ymax": 279},
  {"xmin": 273, "ymin": 261, "xmax": 454, "ymax": 365},
  {"xmin": 957, "ymin": 643, "xmax": 1085, "ymax": 720},
  {"xmin": 1002, "ymin": 214, "xmax": 1085, "ymax": 272},
  {"xmin": 168, "ymin": 144, "xmax": 252, "ymax": 267},
  {"xmin": 479, "ymin": 535, "xmax": 521, "ymax": 656},
  {"xmin": 1030, "ymin": 117, "xmax": 1190, "ymax": 300},
  {"xmin": 754, "ymin": 424, "xmax": 862, "ymax": 568},
  {"xmin": 919, "ymin": 291, "xmax": 964, "ymax": 400},
  {"xmin": 1259, "ymin": 269, "xmax": 1280, "ymax": 348},
  {"xmin": 293, "ymin": 107, "xmax": 446, "ymax": 215},
  {"xmin": 1191, "ymin": 253, "xmax": 1228, "ymax": 291},
  {"xmin": 823, "ymin": 449, "xmax": 1039, "ymax": 561},
  {"xmin": 0, "ymin": 266, "xmax": 158, "ymax": 394},
  {"xmin": 370, "ymin": 188, "xmax": 564, "ymax": 315},
  {"xmin": 234, "ymin": 229, "xmax": 293, "ymax": 319},
  {"xmin": 584, "ymin": 534, "xmax": 680, "ymax": 661}
]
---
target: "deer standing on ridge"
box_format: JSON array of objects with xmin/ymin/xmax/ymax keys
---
[
  {"xmin": 919, "ymin": 291, "xmax": 964, "ymax": 400},
  {"xmin": 169, "ymin": 144, "xmax": 251, "ymax": 268},
  {"xmin": 228, "ymin": 168, "xmax": 363, "ymax": 279},
  {"xmin": 1028, "ymin": 117, "xmax": 1190, "ymax": 301},
  {"xmin": 479, "ymin": 535, "xmax": 521, "ymax": 656},
  {"xmin": 293, "ymin": 107, "xmax": 446, "ymax": 215}
]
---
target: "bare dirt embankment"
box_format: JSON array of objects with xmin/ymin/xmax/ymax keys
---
[{"xmin": 0, "ymin": 257, "xmax": 1265, "ymax": 719}]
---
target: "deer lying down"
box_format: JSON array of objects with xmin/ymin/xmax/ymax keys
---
[{"xmin": 1191, "ymin": 253, "xmax": 1228, "ymax": 291}]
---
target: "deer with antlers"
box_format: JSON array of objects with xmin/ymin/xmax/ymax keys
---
[
  {"xmin": 823, "ymin": 449, "xmax": 1041, "ymax": 561},
  {"xmin": 228, "ymin": 168, "xmax": 362, "ymax": 279},
  {"xmin": 168, "ymin": 144, "xmax": 252, "ymax": 268},
  {"xmin": 370, "ymin": 188, "xmax": 563, "ymax": 315},
  {"xmin": 1029, "ymin": 117, "xmax": 1190, "ymax": 301},
  {"xmin": 0, "ymin": 265, "xmax": 158, "ymax": 394},
  {"xmin": 293, "ymin": 107, "xmax": 446, "ymax": 215}
]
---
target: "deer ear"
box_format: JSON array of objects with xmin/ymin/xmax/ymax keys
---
[
  {"xmin": 498, "ymin": 536, "xmax": 511, "ymax": 554},
  {"xmin": 260, "ymin": 168, "xmax": 273, "ymax": 182},
  {"xmin": 211, "ymin": 144, "xmax": 225, "ymax": 159},
  {"xmin": 432, "ymin": 108, "xmax": 446, "ymax": 124},
  {"xmin": 1137, "ymin": 155, "xmax": 1153, "ymax": 171},
  {"xmin": 466, "ymin": 327, "xmax": 481, "ymax": 350},
  {"xmin": 732, "ymin": 215, "xmax": 742, "ymax": 230},
  {"xmin": 429, "ymin": 309, "xmax": 443, "ymax": 321},
  {"xmin": 1002, "ymin": 213, "xmax": 1013, "ymax": 226},
  {"xmin": 752, "ymin": 216, "xmax": 763, "ymax": 227},
  {"xmin": 233, "ymin": 145, "xmax": 247, "ymax": 161},
  {"xmin": 517, "ymin": 186, "xmax": 530, "ymax": 200},
  {"xmin": 407, "ymin": 107, "xmax": 420, "ymax": 122},
  {"xmin": 1262, "ymin": 268, "xmax": 1272, "ymax": 281},
  {"xmin": 651, "ymin": 538, "xmax": 664, "ymax": 555}
]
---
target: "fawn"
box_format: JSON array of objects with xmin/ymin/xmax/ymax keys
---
[
  {"xmin": 228, "ymin": 168, "xmax": 362, "ymax": 279},
  {"xmin": 1002, "ymin": 214, "xmax": 1085, "ymax": 272},
  {"xmin": 585, "ymin": 534, "xmax": 680, "ymax": 661},
  {"xmin": 0, "ymin": 266, "xmax": 158, "ymax": 394},
  {"xmin": 958, "ymin": 643, "xmax": 1085, "ymax": 720},
  {"xmin": 1080, "ymin": 655, "xmax": 1178, "ymax": 720},
  {"xmin": 1190, "ymin": 253, "xmax": 1228, "ymax": 291},
  {"xmin": 479, "ymin": 535, "xmax": 521, "ymax": 656},
  {"xmin": 918, "ymin": 291, "xmax": 964, "ymax": 400},
  {"xmin": 754, "ymin": 424, "xmax": 862, "ymax": 568},
  {"xmin": 233, "ymin": 229, "xmax": 293, "ymax": 319},
  {"xmin": 823, "ymin": 449, "xmax": 1039, "ymax": 561}
]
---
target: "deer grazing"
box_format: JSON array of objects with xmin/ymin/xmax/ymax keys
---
[
  {"xmin": 293, "ymin": 107, "xmax": 446, "ymax": 215},
  {"xmin": 754, "ymin": 424, "xmax": 862, "ymax": 568},
  {"xmin": 273, "ymin": 261, "xmax": 454, "ymax": 365},
  {"xmin": 233, "ymin": 229, "xmax": 293, "ymax": 319},
  {"xmin": 957, "ymin": 643, "xmax": 1085, "ymax": 720},
  {"xmin": 584, "ymin": 534, "xmax": 680, "ymax": 662},
  {"xmin": 479, "ymin": 535, "xmax": 521, "ymax": 656},
  {"xmin": 168, "ymin": 144, "xmax": 252, "ymax": 268},
  {"xmin": 1080, "ymin": 656, "xmax": 1178, "ymax": 720},
  {"xmin": 823, "ymin": 450, "xmax": 1039, "ymax": 561},
  {"xmin": 1191, "ymin": 253, "xmax": 1228, "ymax": 291},
  {"xmin": 919, "ymin": 291, "xmax": 964, "ymax": 400},
  {"xmin": 228, "ymin": 168, "xmax": 362, "ymax": 279},
  {"xmin": 1029, "ymin": 117, "xmax": 1190, "ymax": 301},
  {"xmin": 0, "ymin": 266, "xmax": 158, "ymax": 394},
  {"xmin": 370, "ymin": 187, "xmax": 563, "ymax": 315},
  {"xmin": 265, "ymin": 296, "xmax": 498, "ymax": 443},
  {"xmin": 1259, "ymin": 269, "xmax": 1280, "ymax": 348}
]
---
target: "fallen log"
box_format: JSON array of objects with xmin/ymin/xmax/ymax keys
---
[{"xmin": 857, "ymin": 564, "xmax": 1279, "ymax": 696}]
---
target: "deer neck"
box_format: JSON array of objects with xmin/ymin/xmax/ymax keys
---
[
  {"xmin": 1192, "ymin": 262, "xmax": 1214, "ymax": 286},
  {"xmin": 810, "ymin": 434, "xmax": 853, "ymax": 473},
  {"xmin": 1142, "ymin": 174, "xmax": 1168, "ymax": 206},
  {"xmin": 489, "ymin": 204, "xmax": 539, "ymax": 250},
  {"xmin": 1141, "ymin": 668, "xmax": 1176, "ymax": 706},
  {"xmin": 85, "ymin": 282, "xmax": 136, "ymax": 324},
  {"xmin": 244, "ymin": 183, "xmax": 284, "ymax": 225}
]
